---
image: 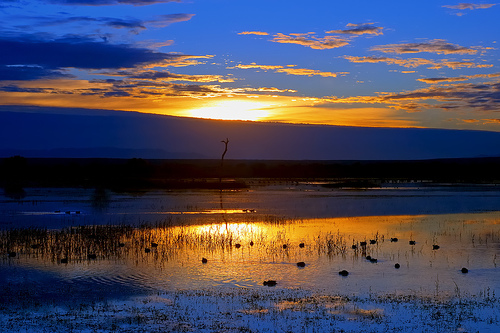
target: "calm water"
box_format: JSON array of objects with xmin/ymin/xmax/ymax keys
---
[{"xmin": 1, "ymin": 183, "xmax": 500, "ymax": 308}]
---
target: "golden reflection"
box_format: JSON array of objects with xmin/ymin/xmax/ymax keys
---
[
  {"xmin": 190, "ymin": 222, "xmax": 266, "ymax": 241},
  {"xmin": 189, "ymin": 100, "xmax": 270, "ymax": 121}
]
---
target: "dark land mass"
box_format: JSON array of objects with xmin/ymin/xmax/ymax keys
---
[
  {"xmin": 3, "ymin": 106, "xmax": 500, "ymax": 160},
  {"xmin": 2, "ymin": 157, "xmax": 500, "ymax": 193}
]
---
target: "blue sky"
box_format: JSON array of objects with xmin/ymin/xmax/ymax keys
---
[{"xmin": 0, "ymin": 0, "xmax": 499, "ymax": 130}]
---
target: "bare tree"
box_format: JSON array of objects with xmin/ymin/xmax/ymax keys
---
[
  {"xmin": 220, "ymin": 138, "xmax": 229, "ymax": 167},
  {"xmin": 219, "ymin": 138, "xmax": 229, "ymax": 186}
]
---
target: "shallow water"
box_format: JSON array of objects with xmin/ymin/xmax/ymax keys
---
[
  {"xmin": 2, "ymin": 183, "xmax": 500, "ymax": 228},
  {"xmin": 1, "ymin": 184, "xmax": 500, "ymax": 308}
]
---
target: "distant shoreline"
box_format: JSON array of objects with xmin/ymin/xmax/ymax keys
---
[{"xmin": 2, "ymin": 156, "xmax": 500, "ymax": 191}]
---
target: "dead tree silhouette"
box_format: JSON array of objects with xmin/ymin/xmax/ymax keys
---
[
  {"xmin": 219, "ymin": 138, "xmax": 229, "ymax": 184},
  {"xmin": 219, "ymin": 138, "xmax": 229, "ymax": 230},
  {"xmin": 221, "ymin": 138, "xmax": 229, "ymax": 167}
]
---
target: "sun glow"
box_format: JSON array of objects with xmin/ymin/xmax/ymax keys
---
[{"xmin": 189, "ymin": 100, "xmax": 271, "ymax": 121}]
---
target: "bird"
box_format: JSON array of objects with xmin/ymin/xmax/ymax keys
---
[
  {"xmin": 249, "ymin": 241, "xmax": 254, "ymax": 246},
  {"xmin": 263, "ymin": 280, "xmax": 277, "ymax": 286},
  {"xmin": 351, "ymin": 244, "xmax": 357, "ymax": 249},
  {"xmin": 338, "ymin": 270, "xmax": 349, "ymax": 276},
  {"xmin": 296, "ymin": 262, "xmax": 306, "ymax": 267},
  {"xmin": 366, "ymin": 255, "xmax": 372, "ymax": 260},
  {"xmin": 118, "ymin": 242, "xmax": 125, "ymax": 247},
  {"xmin": 390, "ymin": 238, "xmax": 398, "ymax": 242},
  {"xmin": 370, "ymin": 239, "xmax": 377, "ymax": 244},
  {"xmin": 60, "ymin": 258, "xmax": 68, "ymax": 264},
  {"xmin": 299, "ymin": 243, "xmax": 305, "ymax": 248},
  {"xmin": 282, "ymin": 244, "xmax": 288, "ymax": 249},
  {"xmin": 360, "ymin": 241, "xmax": 367, "ymax": 247},
  {"xmin": 369, "ymin": 258, "xmax": 378, "ymax": 263},
  {"xmin": 144, "ymin": 248, "xmax": 151, "ymax": 253},
  {"xmin": 395, "ymin": 263, "xmax": 400, "ymax": 269},
  {"xmin": 87, "ymin": 254, "xmax": 97, "ymax": 259},
  {"xmin": 409, "ymin": 240, "xmax": 416, "ymax": 245},
  {"xmin": 432, "ymin": 245, "xmax": 440, "ymax": 250},
  {"xmin": 461, "ymin": 267, "xmax": 469, "ymax": 273},
  {"xmin": 201, "ymin": 258, "xmax": 208, "ymax": 264},
  {"xmin": 235, "ymin": 243, "xmax": 241, "ymax": 249},
  {"xmin": 151, "ymin": 242, "xmax": 158, "ymax": 248}
]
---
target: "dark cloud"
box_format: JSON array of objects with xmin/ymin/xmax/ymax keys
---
[
  {"xmin": 103, "ymin": 91, "xmax": 131, "ymax": 97},
  {"xmin": 147, "ymin": 14, "xmax": 195, "ymax": 27},
  {"xmin": 0, "ymin": 35, "xmax": 182, "ymax": 72},
  {"xmin": 0, "ymin": 85, "xmax": 48, "ymax": 93},
  {"xmin": 47, "ymin": 0, "xmax": 181, "ymax": 6},
  {"xmin": 22, "ymin": 13, "xmax": 193, "ymax": 31},
  {"xmin": 371, "ymin": 39, "xmax": 477, "ymax": 55},
  {"xmin": 327, "ymin": 79, "xmax": 500, "ymax": 112},
  {"xmin": 100, "ymin": 69, "xmax": 232, "ymax": 82},
  {"xmin": 344, "ymin": 55, "xmax": 492, "ymax": 70},
  {"xmin": 0, "ymin": 65, "xmax": 73, "ymax": 80},
  {"xmin": 327, "ymin": 23, "xmax": 383, "ymax": 36},
  {"xmin": 26, "ymin": 16, "xmax": 146, "ymax": 30},
  {"xmin": 382, "ymin": 81, "xmax": 500, "ymax": 111}
]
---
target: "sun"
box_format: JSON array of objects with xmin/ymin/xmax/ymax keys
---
[{"xmin": 189, "ymin": 100, "xmax": 270, "ymax": 121}]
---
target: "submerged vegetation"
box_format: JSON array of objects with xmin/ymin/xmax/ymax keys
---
[{"xmin": 0, "ymin": 285, "xmax": 499, "ymax": 332}]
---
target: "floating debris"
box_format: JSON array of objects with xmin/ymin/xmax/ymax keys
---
[
  {"xmin": 263, "ymin": 280, "xmax": 277, "ymax": 286},
  {"xmin": 338, "ymin": 270, "xmax": 349, "ymax": 276}
]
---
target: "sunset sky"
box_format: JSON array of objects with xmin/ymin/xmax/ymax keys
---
[{"xmin": 1, "ymin": 0, "xmax": 499, "ymax": 131}]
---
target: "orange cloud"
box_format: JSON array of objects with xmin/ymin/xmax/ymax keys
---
[
  {"xmin": 443, "ymin": 3, "xmax": 496, "ymax": 10},
  {"xmin": 237, "ymin": 31, "xmax": 269, "ymax": 36},
  {"xmin": 484, "ymin": 119, "xmax": 500, "ymax": 124},
  {"xmin": 271, "ymin": 33, "xmax": 349, "ymax": 50},
  {"xmin": 232, "ymin": 63, "xmax": 284, "ymax": 70},
  {"xmin": 275, "ymin": 68, "xmax": 347, "ymax": 78},
  {"xmin": 231, "ymin": 63, "xmax": 347, "ymax": 78}
]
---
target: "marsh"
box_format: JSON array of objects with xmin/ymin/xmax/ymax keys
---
[{"xmin": 1, "ymin": 182, "xmax": 500, "ymax": 332}]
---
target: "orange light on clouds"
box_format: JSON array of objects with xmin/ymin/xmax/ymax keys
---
[{"xmin": 188, "ymin": 100, "xmax": 272, "ymax": 121}]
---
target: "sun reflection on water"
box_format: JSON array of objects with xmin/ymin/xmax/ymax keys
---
[{"xmin": 2, "ymin": 212, "xmax": 500, "ymax": 296}]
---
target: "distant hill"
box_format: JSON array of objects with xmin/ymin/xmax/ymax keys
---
[
  {"xmin": 0, "ymin": 148, "xmax": 202, "ymax": 159},
  {"xmin": 1, "ymin": 105, "xmax": 500, "ymax": 160}
]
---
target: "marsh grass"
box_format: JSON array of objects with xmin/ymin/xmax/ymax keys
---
[{"xmin": 0, "ymin": 217, "xmax": 346, "ymax": 264}]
